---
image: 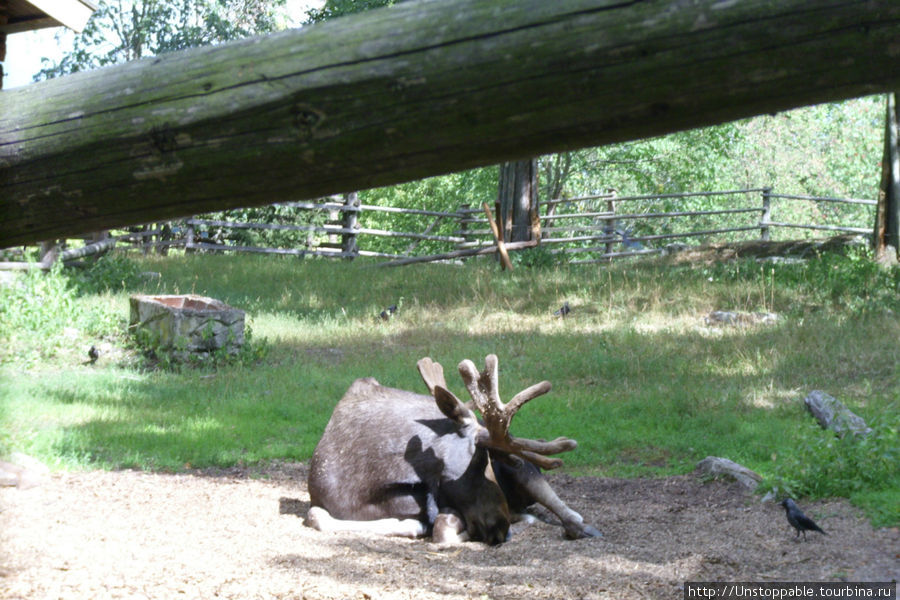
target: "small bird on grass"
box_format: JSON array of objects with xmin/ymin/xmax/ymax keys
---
[
  {"xmin": 87, "ymin": 345, "xmax": 99, "ymax": 365},
  {"xmin": 781, "ymin": 498, "xmax": 826, "ymax": 541},
  {"xmin": 553, "ymin": 302, "xmax": 571, "ymax": 319},
  {"xmin": 379, "ymin": 305, "xmax": 398, "ymax": 320}
]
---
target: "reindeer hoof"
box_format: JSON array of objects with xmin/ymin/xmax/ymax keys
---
[
  {"xmin": 305, "ymin": 506, "xmax": 328, "ymax": 531},
  {"xmin": 565, "ymin": 524, "xmax": 602, "ymax": 539}
]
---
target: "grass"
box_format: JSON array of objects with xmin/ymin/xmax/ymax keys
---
[{"xmin": 0, "ymin": 249, "xmax": 897, "ymax": 526}]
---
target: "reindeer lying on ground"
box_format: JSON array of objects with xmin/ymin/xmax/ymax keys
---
[{"xmin": 306, "ymin": 354, "xmax": 600, "ymax": 544}]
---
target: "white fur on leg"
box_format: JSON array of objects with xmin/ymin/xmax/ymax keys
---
[
  {"xmin": 305, "ymin": 506, "xmax": 427, "ymax": 538},
  {"xmin": 432, "ymin": 511, "xmax": 469, "ymax": 544},
  {"xmin": 509, "ymin": 512, "xmax": 538, "ymax": 537}
]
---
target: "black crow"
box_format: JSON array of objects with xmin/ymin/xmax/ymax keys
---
[
  {"xmin": 615, "ymin": 227, "xmax": 644, "ymax": 251},
  {"xmin": 781, "ymin": 498, "xmax": 826, "ymax": 540},
  {"xmin": 553, "ymin": 302, "xmax": 571, "ymax": 318}
]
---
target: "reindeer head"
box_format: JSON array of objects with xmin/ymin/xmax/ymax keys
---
[{"xmin": 417, "ymin": 354, "xmax": 577, "ymax": 543}]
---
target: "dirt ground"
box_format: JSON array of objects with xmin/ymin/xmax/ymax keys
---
[{"xmin": 1, "ymin": 462, "xmax": 897, "ymax": 600}]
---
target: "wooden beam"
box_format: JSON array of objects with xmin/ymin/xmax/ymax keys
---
[
  {"xmin": 2, "ymin": 0, "xmax": 900, "ymax": 247},
  {"xmin": 377, "ymin": 240, "xmax": 537, "ymax": 268}
]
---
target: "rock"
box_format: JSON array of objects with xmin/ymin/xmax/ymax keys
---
[
  {"xmin": 662, "ymin": 243, "xmax": 690, "ymax": 256},
  {"xmin": 804, "ymin": 390, "xmax": 872, "ymax": 438},
  {"xmin": 0, "ymin": 271, "xmax": 21, "ymax": 288},
  {"xmin": 759, "ymin": 256, "xmax": 806, "ymax": 265},
  {"xmin": 875, "ymin": 245, "xmax": 898, "ymax": 266},
  {"xmin": 0, "ymin": 453, "xmax": 49, "ymax": 489},
  {"xmin": 759, "ymin": 490, "xmax": 777, "ymax": 503},
  {"xmin": 0, "ymin": 463, "xmax": 20, "ymax": 487},
  {"xmin": 695, "ymin": 456, "xmax": 762, "ymax": 491},
  {"xmin": 704, "ymin": 310, "xmax": 778, "ymax": 327},
  {"xmin": 130, "ymin": 294, "xmax": 245, "ymax": 355}
]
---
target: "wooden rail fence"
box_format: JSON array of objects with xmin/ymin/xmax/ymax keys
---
[{"xmin": 0, "ymin": 188, "xmax": 877, "ymax": 269}]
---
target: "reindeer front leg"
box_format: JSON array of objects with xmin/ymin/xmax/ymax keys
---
[
  {"xmin": 492, "ymin": 457, "xmax": 601, "ymax": 540},
  {"xmin": 305, "ymin": 506, "xmax": 427, "ymax": 538}
]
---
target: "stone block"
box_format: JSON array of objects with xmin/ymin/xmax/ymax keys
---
[{"xmin": 130, "ymin": 294, "xmax": 244, "ymax": 354}]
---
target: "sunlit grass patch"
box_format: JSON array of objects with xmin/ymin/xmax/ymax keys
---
[{"xmin": 1, "ymin": 250, "xmax": 897, "ymax": 525}]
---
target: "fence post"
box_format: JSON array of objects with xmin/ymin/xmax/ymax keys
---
[
  {"xmin": 460, "ymin": 203, "xmax": 474, "ymax": 242},
  {"xmin": 341, "ymin": 192, "xmax": 360, "ymax": 259},
  {"xmin": 604, "ymin": 189, "xmax": 617, "ymax": 257},
  {"xmin": 185, "ymin": 220, "xmax": 195, "ymax": 253},
  {"xmin": 456, "ymin": 203, "xmax": 471, "ymax": 260},
  {"xmin": 760, "ymin": 187, "xmax": 772, "ymax": 241}
]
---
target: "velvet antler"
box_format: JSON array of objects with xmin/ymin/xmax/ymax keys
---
[{"xmin": 457, "ymin": 354, "xmax": 576, "ymax": 470}]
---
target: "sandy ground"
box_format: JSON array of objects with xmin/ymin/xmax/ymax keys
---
[{"xmin": 1, "ymin": 462, "xmax": 897, "ymax": 600}]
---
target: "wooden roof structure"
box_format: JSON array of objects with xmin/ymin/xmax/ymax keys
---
[
  {"xmin": 1, "ymin": 0, "xmax": 97, "ymax": 34},
  {"xmin": 0, "ymin": 0, "xmax": 97, "ymax": 89}
]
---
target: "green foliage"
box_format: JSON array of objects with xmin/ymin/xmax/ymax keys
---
[
  {"xmin": 72, "ymin": 254, "xmax": 145, "ymax": 294},
  {"xmin": 305, "ymin": 0, "xmax": 396, "ymax": 23},
  {"xmin": 0, "ymin": 264, "xmax": 79, "ymax": 341},
  {"xmin": 537, "ymin": 96, "xmax": 883, "ymax": 247},
  {"xmin": 37, "ymin": 0, "xmax": 287, "ymax": 80},
  {"xmin": 510, "ymin": 245, "xmax": 563, "ymax": 269},
  {"xmin": 0, "ymin": 262, "xmax": 128, "ymax": 367},
  {"xmin": 765, "ymin": 247, "xmax": 900, "ymax": 315},
  {"xmin": 763, "ymin": 414, "xmax": 899, "ymax": 527},
  {"xmin": 358, "ymin": 167, "xmax": 498, "ymax": 256},
  {"xmin": 197, "ymin": 204, "xmax": 329, "ymax": 250},
  {"xmin": 2, "ymin": 252, "xmax": 898, "ymax": 524}
]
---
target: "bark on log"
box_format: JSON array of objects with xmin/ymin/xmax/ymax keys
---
[
  {"xmin": 58, "ymin": 238, "xmax": 117, "ymax": 262},
  {"xmin": 2, "ymin": 0, "xmax": 900, "ymax": 246},
  {"xmin": 695, "ymin": 456, "xmax": 762, "ymax": 491}
]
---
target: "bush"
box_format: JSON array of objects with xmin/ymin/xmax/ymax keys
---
[
  {"xmin": 764, "ymin": 413, "xmax": 900, "ymax": 525},
  {"xmin": 0, "ymin": 264, "xmax": 85, "ymax": 365},
  {"xmin": 133, "ymin": 320, "xmax": 270, "ymax": 373},
  {"xmin": 0, "ymin": 257, "xmax": 139, "ymax": 367},
  {"xmin": 72, "ymin": 254, "xmax": 144, "ymax": 294},
  {"xmin": 511, "ymin": 245, "xmax": 563, "ymax": 269}
]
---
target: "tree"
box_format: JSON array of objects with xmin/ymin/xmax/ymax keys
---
[
  {"xmin": 305, "ymin": 0, "xmax": 397, "ymax": 23},
  {"xmin": 498, "ymin": 160, "xmax": 538, "ymax": 243},
  {"xmin": 875, "ymin": 93, "xmax": 900, "ymax": 262},
  {"xmin": 30, "ymin": 0, "xmax": 288, "ymax": 254},
  {"xmin": 36, "ymin": 0, "xmax": 286, "ymax": 80}
]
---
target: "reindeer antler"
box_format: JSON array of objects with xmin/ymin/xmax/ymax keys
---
[
  {"xmin": 417, "ymin": 357, "xmax": 448, "ymax": 395},
  {"xmin": 458, "ymin": 354, "xmax": 576, "ymax": 470}
]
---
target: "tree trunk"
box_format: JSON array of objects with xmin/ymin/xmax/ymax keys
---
[
  {"xmin": 498, "ymin": 160, "xmax": 537, "ymax": 243},
  {"xmin": 3, "ymin": 0, "xmax": 900, "ymax": 247},
  {"xmin": 875, "ymin": 92, "xmax": 900, "ymax": 263}
]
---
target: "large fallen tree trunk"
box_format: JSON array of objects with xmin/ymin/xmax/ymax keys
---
[{"xmin": 2, "ymin": 0, "xmax": 900, "ymax": 246}]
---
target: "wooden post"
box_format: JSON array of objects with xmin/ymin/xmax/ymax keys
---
[
  {"xmin": 341, "ymin": 192, "xmax": 359, "ymax": 259},
  {"xmin": 760, "ymin": 187, "xmax": 773, "ymax": 242},
  {"xmin": 39, "ymin": 240, "xmax": 58, "ymax": 267},
  {"xmin": 0, "ymin": 3, "xmax": 7, "ymax": 91},
  {"xmin": 457, "ymin": 204, "xmax": 471, "ymax": 251},
  {"xmin": 875, "ymin": 93, "xmax": 900, "ymax": 263},
  {"xmin": 605, "ymin": 190, "xmax": 618, "ymax": 257},
  {"xmin": 185, "ymin": 220, "xmax": 196, "ymax": 253}
]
